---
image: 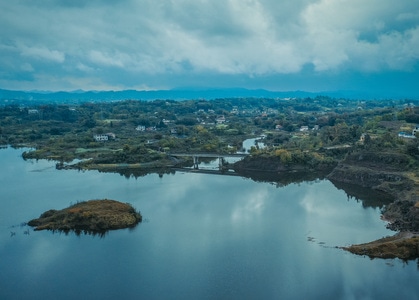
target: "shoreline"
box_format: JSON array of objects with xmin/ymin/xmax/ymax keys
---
[
  {"xmin": 342, "ymin": 232, "xmax": 419, "ymax": 260},
  {"xmin": 232, "ymin": 152, "xmax": 419, "ymax": 260},
  {"xmin": 18, "ymin": 145, "xmax": 419, "ymax": 259}
]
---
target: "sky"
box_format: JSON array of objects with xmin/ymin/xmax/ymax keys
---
[{"xmin": 1, "ymin": 0, "xmax": 419, "ymax": 96}]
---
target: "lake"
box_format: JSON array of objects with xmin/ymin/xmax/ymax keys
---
[{"xmin": 1, "ymin": 147, "xmax": 418, "ymax": 300}]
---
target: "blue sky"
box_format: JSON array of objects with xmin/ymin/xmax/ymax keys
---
[{"xmin": 1, "ymin": 0, "xmax": 418, "ymax": 97}]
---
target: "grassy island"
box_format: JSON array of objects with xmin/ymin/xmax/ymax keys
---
[{"xmin": 28, "ymin": 199, "xmax": 142, "ymax": 235}]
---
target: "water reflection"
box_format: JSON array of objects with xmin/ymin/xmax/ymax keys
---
[
  {"xmin": 330, "ymin": 180, "xmax": 394, "ymax": 208},
  {"xmin": 234, "ymin": 168, "xmax": 332, "ymax": 187},
  {"xmin": 1, "ymin": 147, "xmax": 419, "ymax": 300}
]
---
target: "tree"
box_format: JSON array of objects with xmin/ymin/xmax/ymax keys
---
[{"xmin": 275, "ymin": 149, "xmax": 292, "ymax": 164}]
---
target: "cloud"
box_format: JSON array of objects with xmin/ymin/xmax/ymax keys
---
[
  {"xmin": 20, "ymin": 45, "xmax": 65, "ymax": 63},
  {"xmin": 300, "ymin": 0, "xmax": 419, "ymax": 72},
  {"xmin": 0, "ymin": 0, "xmax": 418, "ymax": 91}
]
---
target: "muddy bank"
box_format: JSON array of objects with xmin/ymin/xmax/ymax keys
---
[
  {"xmin": 232, "ymin": 155, "xmax": 336, "ymax": 173},
  {"xmin": 327, "ymin": 164, "xmax": 413, "ymax": 195},
  {"xmin": 28, "ymin": 199, "xmax": 142, "ymax": 235},
  {"xmin": 326, "ymin": 151, "xmax": 419, "ymax": 233},
  {"xmin": 233, "ymin": 151, "xmax": 419, "ymax": 259}
]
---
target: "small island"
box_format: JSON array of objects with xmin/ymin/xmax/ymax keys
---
[{"xmin": 28, "ymin": 199, "xmax": 142, "ymax": 235}]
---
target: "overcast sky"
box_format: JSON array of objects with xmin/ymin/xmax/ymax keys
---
[{"xmin": 1, "ymin": 0, "xmax": 418, "ymax": 95}]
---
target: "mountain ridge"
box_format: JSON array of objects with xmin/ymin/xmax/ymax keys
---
[{"xmin": 0, "ymin": 88, "xmax": 417, "ymax": 104}]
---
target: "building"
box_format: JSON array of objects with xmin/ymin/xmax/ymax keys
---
[
  {"xmin": 216, "ymin": 116, "xmax": 226, "ymax": 124},
  {"xmin": 93, "ymin": 133, "xmax": 116, "ymax": 142},
  {"xmin": 398, "ymin": 132, "xmax": 416, "ymax": 139},
  {"xmin": 93, "ymin": 134, "xmax": 109, "ymax": 142}
]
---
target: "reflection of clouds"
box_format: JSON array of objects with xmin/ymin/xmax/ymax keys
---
[
  {"xmin": 299, "ymin": 181, "xmax": 392, "ymax": 245},
  {"xmin": 24, "ymin": 236, "xmax": 64, "ymax": 275},
  {"xmin": 299, "ymin": 190, "xmax": 339, "ymax": 217},
  {"xmin": 160, "ymin": 173, "xmax": 206, "ymax": 204},
  {"xmin": 231, "ymin": 186, "xmax": 267, "ymax": 223},
  {"xmin": 299, "ymin": 181, "xmax": 343, "ymax": 217},
  {"xmin": 1, "ymin": 157, "xmax": 417, "ymax": 299}
]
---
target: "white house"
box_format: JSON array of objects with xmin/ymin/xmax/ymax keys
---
[
  {"xmin": 216, "ymin": 116, "xmax": 226, "ymax": 124},
  {"xmin": 93, "ymin": 134, "xmax": 109, "ymax": 142},
  {"xmin": 93, "ymin": 133, "xmax": 115, "ymax": 142},
  {"xmin": 398, "ymin": 132, "xmax": 416, "ymax": 139}
]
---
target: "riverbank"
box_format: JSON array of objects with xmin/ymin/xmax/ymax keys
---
[
  {"xmin": 22, "ymin": 144, "xmax": 419, "ymax": 259},
  {"xmin": 342, "ymin": 232, "xmax": 419, "ymax": 259},
  {"xmin": 233, "ymin": 150, "xmax": 419, "ymax": 260}
]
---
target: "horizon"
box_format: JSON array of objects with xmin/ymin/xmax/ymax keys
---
[{"xmin": 2, "ymin": 87, "xmax": 419, "ymax": 102}]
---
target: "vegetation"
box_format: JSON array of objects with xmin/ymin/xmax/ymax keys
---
[
  {"xmin": 1, "ymin": 97, "xmax": 418, "ymax": 168},
  {"xmin": 2, "ymin": 96, "xmax": 419, "ymax": 256},
  {"xmin": 27, "ymin": 199, "xmax": 142, "ymax": 236},
  {"xmin": 343, "ymin": 232, "xmax": 419, "ymax": 260}
]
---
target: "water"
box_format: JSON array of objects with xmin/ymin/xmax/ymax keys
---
[
  {"xmin": 1, "ymin": 147, "xmax": 418, "ymax": 300},
  {"xmin": 238, "ymin": 136, "xmax": 265, "ymax": 153}
]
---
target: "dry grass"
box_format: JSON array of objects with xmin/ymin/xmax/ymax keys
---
[
  {"xmin": 28, "ymin": 199, "xmax": 142, "ymax": 234},
  {"xmin": 343, "ymin": 233, "xmax": 419, "ymax": 260}
]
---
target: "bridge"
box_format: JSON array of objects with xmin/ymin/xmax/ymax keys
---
[
  {"xmin": 171, "ymin": 168, "xmax": 242, "ymax": 177},
  {"xmin": 168, "ymin": 152, "xmax": 248, "ymax": 169}
]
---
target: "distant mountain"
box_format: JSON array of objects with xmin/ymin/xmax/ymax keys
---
[{"xmin": 0, "ymin": 88, "xmax": 417, "ymax": 105}]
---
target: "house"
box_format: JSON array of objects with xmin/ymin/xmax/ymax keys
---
[
  {"xmin": 93, "ymin": 132, "xmax": 116, "ymax": 142},
  {"xmin": 412, "ymin": 125, "xmax": 419, "ymax": 137},
  {"xmin": 216, "ymin": 116, "xmax": 226, "ymax": 124},
  {"xmin": 275, "ymin": 124, "xmax": 283, "ymax": 131},
  {"xmin": 300, "ymin": 126, "xmax": 309, "ymax": 132},
  {"xmin": 93, "ymin": 134, "xmax": 109, "ymax": 142},
  {"xmin": 398, "ymin": 132, "xmax": 416, "ymax": 139},
  {"xmin": 136, "ymin": 125, "xmax": 146, "ymax": 131}
]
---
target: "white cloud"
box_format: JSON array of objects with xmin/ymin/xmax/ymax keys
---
[
  {"xmin": 0, "ymin": 0, "xmax": 418, "ymax": 91},
  {"xmin": 88, "ymin": 50, "xmax": 125, "ymax": 68},
  {"xmin": 20, "ymin": 45, "xmax": 65, "ymax": 63},
  {"xmin": 302, "ymin": 0, "xmax": 419, "ymax": 70}
]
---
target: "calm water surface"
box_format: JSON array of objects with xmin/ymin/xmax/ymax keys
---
[{"xmin": 1, "ymin": 147, "xmax": 418, "ymax": 300}]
